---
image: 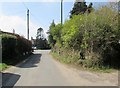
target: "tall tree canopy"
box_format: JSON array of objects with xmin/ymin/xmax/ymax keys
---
[
  {"xmin": 70, "ymin": 0, "xmax": 93, "ymax": 18},
  {"xmin": 48, "ymin": 20, "xmax": 56, "ymax": 47},
  {"xmin": 36, "ymin": 27, "xmax": 49, "ymax": 49},
  {"xmin": 36, "ymin": 27, "xmax": 44, "ymax": 39}
]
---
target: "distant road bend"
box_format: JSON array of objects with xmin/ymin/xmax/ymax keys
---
[{"xmin": 2, "ymin": 50, "xmax": 118, "ymax": 86}]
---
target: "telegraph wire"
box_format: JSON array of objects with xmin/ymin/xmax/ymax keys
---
[
  {"xmin": 19, "ymin": 1, "xmax": 48, "ymax": 39},
  {"xmin": 20, "ymin": 0, "xmax": 29, "ymax": 9},
  {"xmin": 20, "ymin": 0, "xmax": 41, "ymax": 26}
]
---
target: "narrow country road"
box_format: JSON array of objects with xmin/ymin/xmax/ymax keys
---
[{"xmin": 1, "ymin": 50, "xmax": 118, "ymax": 86}]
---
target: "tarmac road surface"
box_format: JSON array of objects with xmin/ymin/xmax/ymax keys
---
[{"xmin": 1, "ymin": 50, "xmax": 118, "ymax": 86}]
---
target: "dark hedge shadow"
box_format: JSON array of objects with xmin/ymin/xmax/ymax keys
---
[
  {"xmin": 16, "ymin": 53, "xmax": 42, "ymax": 68},
  {"xmin": 2, "ymin": 53, "xmax": 33, "ymax": 66},
  {"xmin": 1, "ymin": 72, "xmax": 20, "ymax": 87}
]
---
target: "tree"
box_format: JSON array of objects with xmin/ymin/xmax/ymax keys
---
[
  {"xmin": 52, "ymin": 23, "xmax": 63, "ymax": 47},
  {"xmin": 36, "ymin": 27, "xmax": 49, "ymax": 49},
  {"xmin": 49, "ymin": 20, "xmax": 55, "ymax": 31},
  {"xmin": 70, "ymin": 1, "xmax": 87, "ymax": 17},
  {"xmin": 36, "ymin": 27, "xmax": 44, "ymax": 40},
  {"xmin": 70, "ymin": 0, "xmax": 93, "ymax": 18},
  {"xmin": 87, "ymin": 2, "xmax": 93, "ymax": 13},
  {"xmin": 48, "ymin": 20, "xmax": 56, "ymax": 47},
  {"xmin": 49, "ymin": 2, "xmax": 120, "ymax": 68}
]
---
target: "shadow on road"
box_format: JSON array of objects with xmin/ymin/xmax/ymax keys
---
[
  {"xmin": 1, "ymin": 72, "xmax": 20, "ymax": 87},
  {"xmin": 16, "ymin": 53, "xmax": 42, "ymax": 68}
]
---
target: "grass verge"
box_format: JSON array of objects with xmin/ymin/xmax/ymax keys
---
[
  {"xmin": 0, "ymin": 63, "xmax": 8, "ymax": 71},
  {"xmin": 1, "ymin": 53, "xmax": 32, "ymax": 72},
  {"xmin": 50, "ymin": 51, "xmax": 116, "ymax": 73}
]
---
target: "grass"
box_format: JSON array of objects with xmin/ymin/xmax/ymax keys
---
[
  {"xmin": 0, "ymin": 63, "xmax": 9, "ymax": 71},
  {"xmin": 50, "ymin": 51, "xmax": 116, "ymax": 73},
  {"xmin": 1, "ymin": 53, "xmax": 32, "ymax": 71},
  {"xmin": 51, "ymin": 51, "xmax": 69, "ymax": 64},
  {"xmin": 84, "ymin": 66, "xmax": 114, "ymax": 73}
]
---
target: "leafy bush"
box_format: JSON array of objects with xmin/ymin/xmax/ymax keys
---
[
  {"xmin": 1, "ymin": 34, "xmax": 16, "ymax": 59},
  {"xmin": 16, "ymin": 35, "xmax": 32, "ymax": 55},
  {"xmin": 49, "ymin": 3, "xmax": 120, "ymax": 69},
  {"xmin": 48, "ymin": 21, "xmax": 56, "ymax": 47},
  {"xmin": 1, "ymin": 33, "xmax": 32, "ymax": 62}
]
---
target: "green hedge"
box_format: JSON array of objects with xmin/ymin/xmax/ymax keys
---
[
  {"xmin": 49, "ymin": 5, "xmax": 120, "ymax": 69},
  {"xmin": 1, "ymin": 33, "xmax": 32, "ymax": 61}
]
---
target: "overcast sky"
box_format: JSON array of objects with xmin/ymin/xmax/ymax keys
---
[{"xmin": 0, "ymin": 0, "xmax": 117, "ymax": 39}]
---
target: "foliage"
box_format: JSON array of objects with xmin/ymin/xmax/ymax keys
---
[
  {"xmin": 62, "ymin": 15, "xmax": 84, "ymax": 49},
  {"xmin": 16, "ymin": 35, "xmax": 32, "ymax": 55},
  {"xmin": 51, "ymin": 23, "xmax": 63, "ymax": 47},
  {"xmin": 0, "ymin": 63, "xmax": 8, "ymax": 71},
  {"xmin": 1, "ymin": 34, "xmax": 17, "ymax": 59},
  {"xmin": 48, "ymin": 20, "xmax": 56, "ymax": 47},
  {"xmin": 49, "ymin": 3, "xmax": 120, "ymax": 69},
  {"xmin": 70, "ymin": 1, "xmax": 93, "ymax": 18},
  {"xmin": 36, "ymin": 27, "xmax": 50, "ymax": 49},
  {"xmin": 36, "ymin": 38, "xmax": 50, "ymax": 49},
  {"xmin": 1, "ymin": 33, "xmax": 32, "ymax": 62},
  {"xmin": 36, "ymin": 27, "xmax": 44, "ymax": 39}
]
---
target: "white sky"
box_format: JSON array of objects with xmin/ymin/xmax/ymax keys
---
[{"xmin": 0, "ymin": 15, "xmax": 39, "ymax": 38}]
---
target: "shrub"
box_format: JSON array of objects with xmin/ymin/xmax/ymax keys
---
[
  {"xmin": 1, "ymin": 34, "xmax": 16, "ymax": 60},
  {"xmin": 1, "ymin": 32, "xmax": 32, "ymax": 62},
  {"xmin": 50, "ymin": 4, "xmax": 120, "ymax": 69}
]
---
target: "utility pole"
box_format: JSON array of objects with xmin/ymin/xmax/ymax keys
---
[
  {"xmin": 27, "ymin": 9, "xmax": 29, "ymax": 40},
  {"xmin": 61, "ymin": 0, "xmax": 63, "ymax": 25}
]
